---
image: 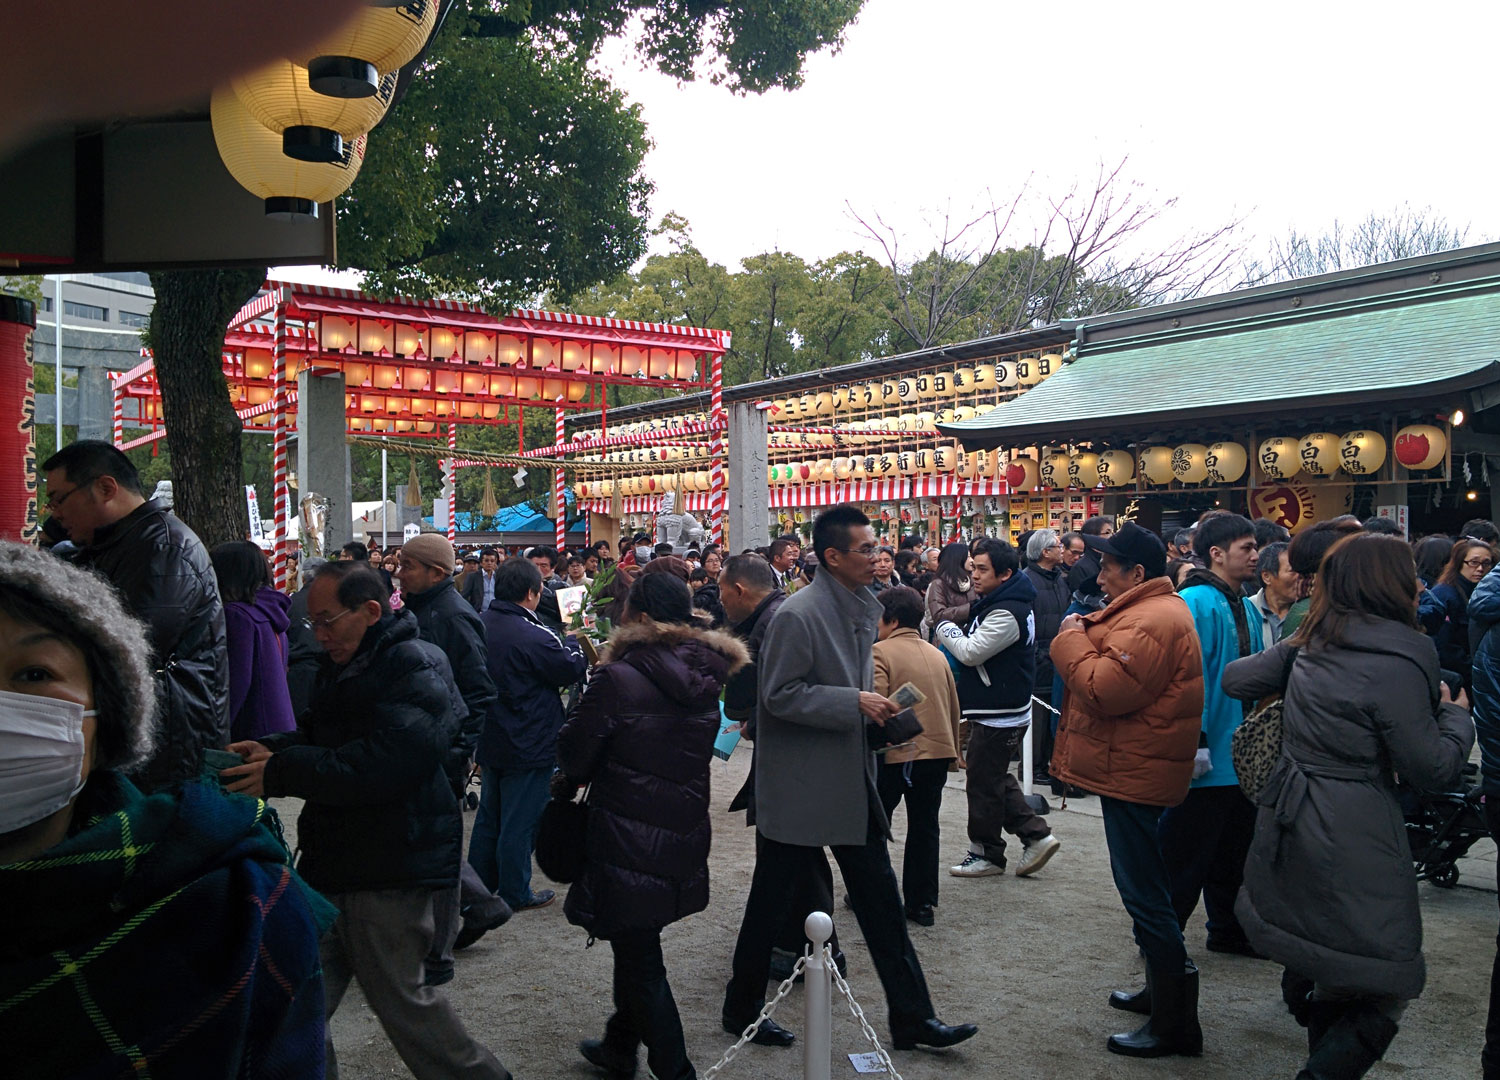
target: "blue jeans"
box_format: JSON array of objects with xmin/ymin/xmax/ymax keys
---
[
  {"xmin": 1099, "ymin": 795, "xmax": 1188, "ymax": 972},
  {"xmin": 467, "ymin": 765, "xmax": 552, "ymax": 908}
]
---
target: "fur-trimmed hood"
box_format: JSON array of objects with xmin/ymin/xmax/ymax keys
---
[{"xmin": 599, "ymin": 618, "xmax": 750, "ymax": 710}]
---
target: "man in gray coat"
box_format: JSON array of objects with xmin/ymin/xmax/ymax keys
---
[{"xmin": 721, "ymin": 506, "xmax": 978, "ymax": 1052}]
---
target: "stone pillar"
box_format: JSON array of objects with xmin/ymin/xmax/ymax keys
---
[
  {"xmin": 297, "ymin": 368, "xmax": 352, "ymax": 553},
  {"xmin": 727, "ymin": 400, "xmax": 769, "ymax": 552},
  {"xmin": 75, "ymin": 365, "xmax": 113, "ymax": 442}
]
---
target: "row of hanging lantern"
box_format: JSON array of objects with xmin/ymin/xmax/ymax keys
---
[
  {"xmin": 312, "ymin": 318, "xmax": 702, "ymax": 382},
  {"xmin": 768, "ymin": 354, "xmax": 1062, "ymax": 419},
  {"xmin": 1000, "ymin": 425, "xmax": 1450, "ymax": 492},
  {"xmin": 577, "ymin": 473, "xmax": 716, "ymax": 498},
  {"xmin": 212, "ymin": 2, "xmax": 439, "ymax": 217}
]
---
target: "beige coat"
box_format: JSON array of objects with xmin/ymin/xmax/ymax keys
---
[{"xmin": 873, "ymin": 627, "xmax": 961, "ymax": 764}]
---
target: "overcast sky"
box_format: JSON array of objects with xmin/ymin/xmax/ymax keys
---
[{"xmin": 278, "ymin": 0, "xmax": 1500, "ymax": 288}]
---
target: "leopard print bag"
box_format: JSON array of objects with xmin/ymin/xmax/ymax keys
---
[{"xmin": 1231, "ymin": 646, "xmax": 1299, "ymax": 802}]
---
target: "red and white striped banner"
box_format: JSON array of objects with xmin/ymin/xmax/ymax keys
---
[
  {"xmin": 227, "ymin": 290, "xmax": 285, "ymax": 330},
  {"xmin": 446, "ymin": 423, "xmax": 458, "ymax": 543},
  {"xmin": 708, "ymin": 353, "xmax": 725, "ymax": 545},
  {"xmin": 110, "ymin": 375, "xmax": 123, "ymax": 448},
  {"xmin": 270, "ymin": 291, "xmax": 291, "ymax": 590},
  {"xmin": 553, "ymin": 400, "xmax": 566, "ymax": 551}
]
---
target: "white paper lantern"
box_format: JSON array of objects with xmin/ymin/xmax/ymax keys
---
[
  {"xmin": 1298, "ymin": 432, "xmax": 1340, "ymax": 477},
  {"xmin": 1205, "ymin": 442, "xmax": 1248, "ymax": 484},
  {"xmin": 1095, "ymin": 449, "xmax": 1135, "ymax": 488},
  {"xmin": 1393, "ymin": 424, "xmax": 1447, "ymax": 471},
  {"xmin": 1339, "ymin": 430, "xmax": 1387, "ymax": 476},
  {"xmin": 1172, "ymin": 444, "xmax": 1210, "ymax": 484}
]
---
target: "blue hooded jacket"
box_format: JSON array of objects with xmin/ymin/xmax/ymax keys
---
[
  {"xmin": 1180, "ymin": 573, "xmax": 1264, "ymax": 788},
  {"xmin": 1467, "ymin": 568, "xmax": 1500, "ymax": 795}
]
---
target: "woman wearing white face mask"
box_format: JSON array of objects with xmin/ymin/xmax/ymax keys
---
[{"xmin": 0, "ymin": 541, "xmax": 333, "ymax": 1078}]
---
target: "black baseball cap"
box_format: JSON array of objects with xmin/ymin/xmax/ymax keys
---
[{"xmin": 1082, "ymin": 521, "xmax": 1167, "ymax": 579}]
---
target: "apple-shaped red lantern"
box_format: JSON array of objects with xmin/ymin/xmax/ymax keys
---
[{"xmin": 1393, "ymin": 424, "xmax": 1446, "ymax": 471}]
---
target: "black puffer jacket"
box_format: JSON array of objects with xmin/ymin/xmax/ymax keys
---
[
  {"xmin": 1024, "ymin": 563, "xmax": 1071, "ymax": 690},
  {"xmin": 557, "ymin": 620, "xmax": 748, "ymax": 939},
  {"xmin": 75, "ymin": 498, "xmax": 229, "ymax": 789},
  {"xmin": 260, "ymin": 610, "xmax": 464, "ymax": 894},
  {"xmin": 402, "ymin": 577, "xmax": 496, "ymax": 784}
]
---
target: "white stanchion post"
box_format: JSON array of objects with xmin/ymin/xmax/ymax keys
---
[
  {"xmin": 803, "ymin": 911, "xmax": 833, "ymax": 1080},
  {"xmin": 1021, "ymin": 721, "xmax": 1034, "ymax": 797}
]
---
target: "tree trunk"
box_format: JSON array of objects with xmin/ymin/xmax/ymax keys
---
[{"xmin": 147, "ymin": 268, "xmax": 265, "ymax": 548}]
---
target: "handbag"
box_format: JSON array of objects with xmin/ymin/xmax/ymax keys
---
[
  {"xmin": 535, "ymin": 785, "xmax": 589, "ymax": 884},
  {"xmin": 1231, "ymin": 646, "xmax": 1299, "ymax": 802}
]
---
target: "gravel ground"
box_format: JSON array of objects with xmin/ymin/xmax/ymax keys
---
[{"xmin": 284, "ymin": 746, "xmax": 1497, "ymax": 1080}]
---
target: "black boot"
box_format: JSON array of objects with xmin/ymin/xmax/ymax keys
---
[
  {"xmin": 1106, "ymin": 962, "xmax": 1203, "ymax": 1058},
  {"xmin": 1108, "ymin": 983, "xmax": 1151, "ymax": 1015},
  {"xmin": 580, "ymin": 1013, "xmax": 638, "ymax": 1077},
  {"xmin": 1295, "ymin": 1002, "xmax": 1397, "ymax": 1080}
]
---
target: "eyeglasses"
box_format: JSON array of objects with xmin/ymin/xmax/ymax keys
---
[
  {"xmin": 1464, "ymin": 558, "xmax": 1494, "ymax": 570},
  {"xmin": 44, "ymin": 476, "xmax": 95, "ymax": 511},
  {"xmin": 836, "ymin": 545, "xmax": 879, "ymax": 558},
  {"xmin": 302, "ymin": 608, "xmax": 357, "ymax": 632}
]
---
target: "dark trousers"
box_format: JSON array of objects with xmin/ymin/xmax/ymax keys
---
[
  {"xmin": 1027, "ymin": 697, "xmax": 1055, "ymax": 778},
  {"xmin": 965, "ymin": 723, "xmax": 1050, "ymax": 867},
  {"xmin": 758, "ymin": 831, "xmax": 840, "ymax": 958},
  {"xmin": 725, "ymin": 829, "xmax": 935, "ymax": 1031},
  {"xmin": 600, "ymin": 929, "xmax": 693, "ymax": 1080},
  {"xmin": 1099, "ymin": 795, "xmax": 1188, "ymax": 972},
  {"xmin": 468, "ymin": 764, "xmax": 550, "ymax": 908},
  {"xmin": 1158, "ymin": 784, "xmax": 1256, "ymax": 945},
  {"xmin": 877, "ymin": 757, "xmax": 952, "ymax": 911},
  {"xmin": 1484, "ymin": 797, "xmax": 1500, "ymax": 1079}
]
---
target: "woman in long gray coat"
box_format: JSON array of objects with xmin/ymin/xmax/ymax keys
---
[{"xmin": 1223, "ymin": 533, "xmax": 1473, "ymax": 1080}]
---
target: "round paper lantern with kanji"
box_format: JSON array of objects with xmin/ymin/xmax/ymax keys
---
[
  {"xmin": 1069, "ymin": 452, "xmax": 1100, "ymax": 490},
  {"xmin": 994, "ymin": 360, "xmax": 1020, "ymax": 389},
  {"xmin": 1298, "ymin": 432, "xmax": 1340, "ymax": 477},
  {"xmin": 1393, "ymin": 424, "xmax": 1447, "ymax": 470},
  {"xmin": 851, "ymin": 455, "xmax": 870, "ymax": 481},
  {"xmin": 896, "ymin": 377, "xmax": 920, "ymax": 403},
  {"xmin": 1258, "ymin": 437, "xmax": 1301, "ymax": 480},
  {"xmin": 799, "ymin": 392, "xmax": 818, "ymax": 418},
  {"xmin": 1205, "ymin": 441, "xmax": 1248, "ymax": 484},
  {"xmin": 895, "ymin": 451, "xmax": 916, "ymax": 475},
  {"xmin": 1006, "ymin": 455, "xmax": 1040, "ymax": 490},
  {"xmin": 856, "ymin": 383, "xmax": 880, "ymax": 408},
  {"xmin": 952, "ymin": 368, "xmax": 976, "ymax": 394},
  {"xmin": 833, "ymin": 456, "xmax": 854, "ymax": 480},
  {"xmin": 1039, "ymin": 451, "xmax": 1071, "ymax": 489},
  {"xmin": 972, "ymin": 364, "xmax": 997, "ymax": 391},
  {"xmin": 814, "ymin": 458, "xmax": 835, "ymax": 482},
  {"xmin": 874, "ymin": 453, "xmax": 899, "ymax": 478},
  {"xmin": 1339, "ymin": 430, "xmax": 1387, "ymax": 476},
  {"xmin": 953, "ymin": 405, "xmax": 977, "ymax": 423},
  {"xmin": 933, "ymin": 446, "xmax": 958, "ymax": 474},
  {"xmin": 831, "ymin": 386, "xmax": 851, "ymax": 411},
  {"xmin": 1016, "ymin": 356, "xmax": 1044, "ymax": 387},
  {"xmin": 879, "ymin": 380, "xmax": 901, "ymax": 405},
  {"xmin": 1038, "ymin": 354, "xmax": 1063, "ymax": 380},
  {"xmin": 916, "ymin": 372, "xmax": 939, "ymax": 400},
  {"xmin": 1095, "ymin": 449, "xmax": 1135, "ymax": 488},
  {"xmin": 814, "ymin": 391, "xmax": 835, "ymax": 417},
  {"xmin": 1139, "ymin": 447, "xmax": 1175, "ymax": 485},
  {"xmin": 1172, "ymin": 444, "xmax": 1210, "ymax": 483}
]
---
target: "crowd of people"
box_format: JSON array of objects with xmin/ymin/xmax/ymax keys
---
[{"xmin": 5, "ymin": 437, "xmax": 1500, "ymax": 1080}]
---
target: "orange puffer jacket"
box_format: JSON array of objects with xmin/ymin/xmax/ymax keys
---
[{"xmin": 1049, "ymin": 577, "xmax": 1205, "ymax": 807}]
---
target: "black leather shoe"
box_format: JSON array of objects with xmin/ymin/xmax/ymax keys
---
[
  {"xmin": 1109, "ymin": 985, "xmax": 1151, "ymax": 1015},
  {"xmin": 722, "ymin": 1016, "xmax": 796, "ymax": 1047},
  {"xmin": 892, "ymin": 1018, "xmax": 978, "ymax": 1051},
  {"xmin": 906, "ymin": 905, "xmax": 935, "ymax": 927},
  {"xmin": 579, "ymin": 1038, "xmax": 637, "ymax": 1076}
]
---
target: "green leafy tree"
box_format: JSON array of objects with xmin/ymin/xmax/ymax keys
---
[{"xmin": 145, "ymin": 1, "xmax": 865, "ymax": 545}]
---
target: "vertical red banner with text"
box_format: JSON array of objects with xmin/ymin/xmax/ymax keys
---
[{"xmin": 0, "ymin": 295, "xmax": 38, "ymax": 544}]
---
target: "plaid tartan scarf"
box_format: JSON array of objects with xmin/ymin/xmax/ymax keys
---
[{"xmin": 0, "ymin": 771, "xmax": 336, "ymax": 1079}]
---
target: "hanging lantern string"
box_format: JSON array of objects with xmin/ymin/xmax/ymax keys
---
[{"xmin": 346, "ymin": 435, "xmax": 642, "ymax": 472}]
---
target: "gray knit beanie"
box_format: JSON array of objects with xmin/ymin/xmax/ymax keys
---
[{"xmin": 0, "ymin": 541, "xmax": 158, "ymax": 772}]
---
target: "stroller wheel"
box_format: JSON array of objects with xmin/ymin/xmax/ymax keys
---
[{"xmin": 1430, "ymin": 864, "xmax": 1460, "ymax": 889}]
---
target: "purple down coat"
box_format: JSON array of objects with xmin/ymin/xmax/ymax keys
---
[{"xmin": 557, "ymin": 618, "xmax": 748, "ymax": 939}]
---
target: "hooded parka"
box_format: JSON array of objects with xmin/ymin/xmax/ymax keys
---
[
  {"xmin": 558, "ymin": 620, "xmax": 748, "ymax": 939},
  {"xmin": 1223, "ymin": 621, "xmax": 1474, "ymax": 999}
]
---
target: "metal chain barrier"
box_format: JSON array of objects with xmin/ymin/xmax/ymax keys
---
[
  {"xmin": 701, "ymin": 954, "xmax": 808, "ymax": 1080},
  {"xmin": 829, "ymin": 950, "xmax": 904, "ymax": 1080}
]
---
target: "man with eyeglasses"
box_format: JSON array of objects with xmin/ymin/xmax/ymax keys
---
[
  {"xmin": 42, "ymin": 440, "xmax": 229, "ymax": 789},
  {"xmin": 224, "ymin": 561, "xmax": 513, "ymax": 1080},
  {"xmin": 722, "ymin": 505, "xmax": 978, "ymax": 1053}
]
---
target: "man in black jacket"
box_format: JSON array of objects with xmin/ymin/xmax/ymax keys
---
[
  {"xmin": 43, "ymin": 440, "xmax": 230, "ymax": 789},
  {"xmin": 397, "ymin": 533, "xmax": 511, "ymax": 985},
  {"xmin": 473, "ymin": 557, "xmax": 588, "ymax": 911},
  {"xmin": 224, "ymin": 561, "xmax": 511, "ymax": 1080},
  {"xmin": 935, "ymin": 537, "xmax": 1061, "ymax": 880},
  {"xmin": 1023, "ymin": 528, "xmax": 1071, "ymax": 783}
]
